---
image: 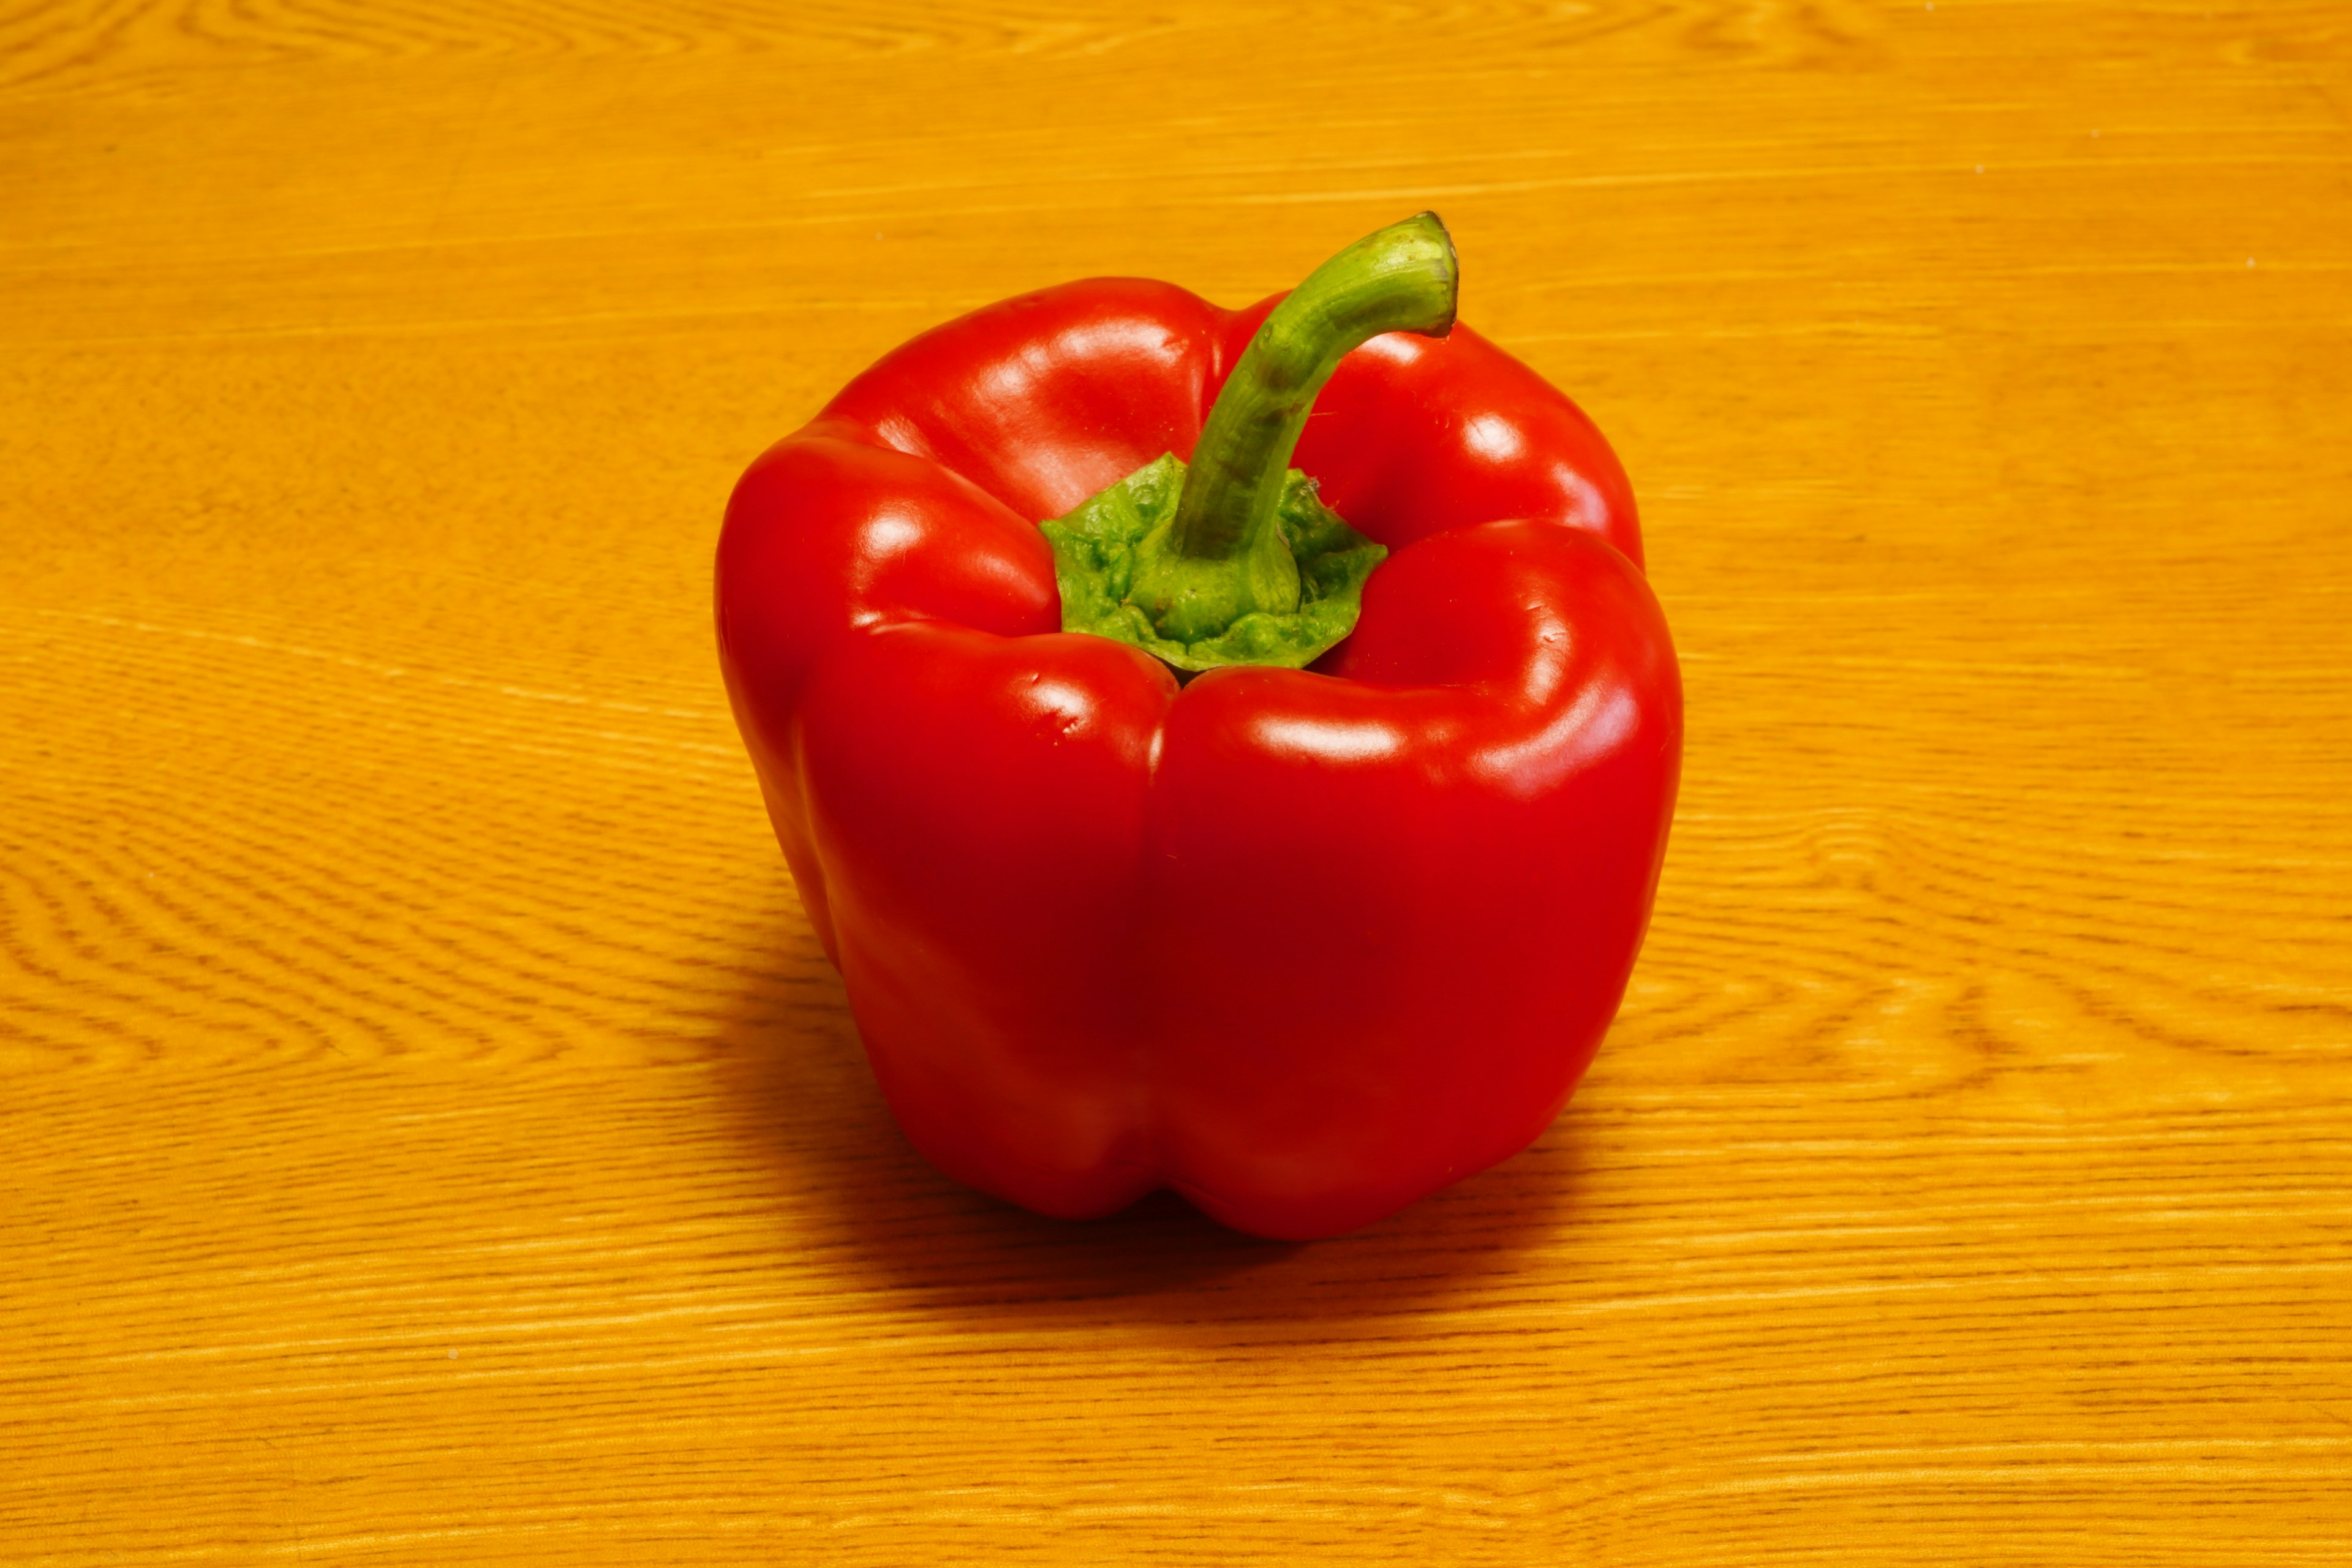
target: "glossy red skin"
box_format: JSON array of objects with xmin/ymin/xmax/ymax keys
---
[{"xmin": 716, "ymin": 278, "xmax": 1681, "ymax": 1240}]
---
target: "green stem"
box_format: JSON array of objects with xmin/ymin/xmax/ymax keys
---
[{"xmin": 1172, "ymin": 212, "xmax": 1459, "ymax": 562}]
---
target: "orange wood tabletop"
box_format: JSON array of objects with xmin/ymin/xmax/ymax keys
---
[{"xmin": 5, "ymin": 1, "xmax": 2348, "ymax": 1561}]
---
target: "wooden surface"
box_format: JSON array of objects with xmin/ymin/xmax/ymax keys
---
[{"xmin": 6, "ymin": 0, "xmax": 2349, "ymax": 1560}]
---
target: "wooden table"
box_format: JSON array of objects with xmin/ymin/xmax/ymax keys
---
[{"xmin": 7, "ymin": 2, "xmax": 2347, "ymax": 1560}]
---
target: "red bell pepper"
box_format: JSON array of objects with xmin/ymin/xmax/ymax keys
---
[{"xmin": 717, "ymin": 215, "xmax": 1680, "ymax": 1240}]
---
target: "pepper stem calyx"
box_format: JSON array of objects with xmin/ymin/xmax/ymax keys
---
[{"xmin": 1039, "ymin": 212, "xmax": 1459, "ymax": 673}]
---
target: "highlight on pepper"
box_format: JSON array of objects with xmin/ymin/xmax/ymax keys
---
[{"xmin": 715, "ymin": 212, "xmax": 1682, "ymax": 1240}]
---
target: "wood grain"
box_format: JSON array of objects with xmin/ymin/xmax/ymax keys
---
[{"xmin": 4, "ymin": 0, "xmax": 2348, "ymax": 1561}]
